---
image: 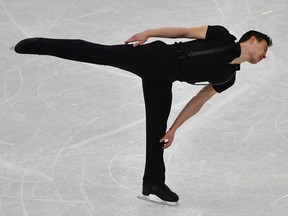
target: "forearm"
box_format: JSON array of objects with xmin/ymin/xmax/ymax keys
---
[
  {"xmin": 125, "ymin": 26, "xmax": 207, "ymax": 46},
  {"xmin": 125, "ymin": 27, "xmax": 188, "ymax": 47},
  {"xmin": 161, "ymin": 85, "xmax": 215, "ymax": 149},
  {"xmin": 145, "ymin": 27, "xmax": 189, "ymax": 39},
  {"xmin": 170, "ymin": 97, "xmax": 204, "ymax": 132},
  {"xmin": 170, "ymin": 85, "xmax": 216, "ymax": 132}
]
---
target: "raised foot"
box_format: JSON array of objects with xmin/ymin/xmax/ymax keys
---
[{"xmin": 14, "ymin": 38, "xmax": 42, "ymax": 54}]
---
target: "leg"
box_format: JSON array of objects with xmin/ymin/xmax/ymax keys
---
[
  {"xmin": 141, "ymin": 78, "xmax": 179, "ymax": 202},
  {"xmin": 14, "ymin": 38, "xmax": 178, "ymax": 79},
  {"xmin": 15, "ymin": 37, "xmax": 179, "ymax": 201},
  {"xmin": 142, "ymin": 78, "xmax": 172, "ymax": 185},
  {"xmin": 15, "ymin": 38, "xmax": 145, "ymax": 75}
]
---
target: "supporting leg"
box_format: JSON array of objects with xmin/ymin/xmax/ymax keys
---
[
  {"xmin": 142, "ymin": 78, "xmax": 173, "ymax": 185},
  {"xmin": 141, "ymin": 78, "xmax": 179, "ymax": 202}
]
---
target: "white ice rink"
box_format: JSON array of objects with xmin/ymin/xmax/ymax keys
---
[{"xmin": 1, "ymin": 0, "xmax": 288, "ymax": 215}]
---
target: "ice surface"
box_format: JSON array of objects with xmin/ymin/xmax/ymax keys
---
[{"xmin": 0, "ymin": 0, "xmax": 288, "ymax": 215}]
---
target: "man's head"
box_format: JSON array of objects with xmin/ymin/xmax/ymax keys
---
[
  {"xmin": 239, "ymin": 30, "xmax": 272, "ymax": 47},
  {"xmin": 239, "ymin": 30, "xmax": 273, "ymax": 64}
]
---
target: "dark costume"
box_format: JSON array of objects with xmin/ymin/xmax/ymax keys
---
[{"xmin": 14, "ymin": 25, "xmax": 241, "ymax": 188}]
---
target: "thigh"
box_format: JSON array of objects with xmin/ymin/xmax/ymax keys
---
[
  {"xmin": 111, "ymin": 41, "xmax": 178, "ymax": 79},
  {"xmin": 41, "ymin": 38, "xmax": 177, "ymax": 80}
]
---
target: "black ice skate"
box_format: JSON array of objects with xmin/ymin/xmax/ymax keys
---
[{"xmin": 140, "ymin": 182, "xmax": 179, "ymax": 205}]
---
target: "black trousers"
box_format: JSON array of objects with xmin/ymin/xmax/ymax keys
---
[{"xmin": 30, "ymin": 38, "xmax": 179, "ymax": 185}]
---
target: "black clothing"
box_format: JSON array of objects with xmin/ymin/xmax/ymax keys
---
[
  {"xmin": 176, "ymin": 25, "xmax": 241, "ymax": 92},
  {"xmin": 21, "ymin": 38, "xmax": 179, "ymax": 81},
  {"xmin": 15, "ymin": 37, "xmax": 174, "ymax": 185},
  {"xmin": 14, "ymin": 25, "xmax": 241, "ymax": 187}
]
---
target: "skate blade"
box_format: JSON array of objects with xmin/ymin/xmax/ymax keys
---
[{"xmin": 137, "ymin": 195, "xmax": 179, "ymax": 207}]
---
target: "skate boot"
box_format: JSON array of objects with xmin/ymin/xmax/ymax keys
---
[
  {"xmin": 142, "ymin": 182, "xmax": 179, "ymax": 203},
  {"xmin": 14, "ymin": 38, "xmax": 43, "ymax": 54}
]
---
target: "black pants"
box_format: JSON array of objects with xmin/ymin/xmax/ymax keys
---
[{"xmin": 27, "ymin": 38, "xmax": 179, "ymax": 185}]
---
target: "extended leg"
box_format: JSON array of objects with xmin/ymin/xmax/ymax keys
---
[
  {"xmin": 14, "ymin": 38, "xmax": 145, "ymax": 75},
  {"xmin": 14, "ymin": 38, "xmax": 179, "ymax": 79}
]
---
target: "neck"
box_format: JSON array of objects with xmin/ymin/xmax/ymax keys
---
[{"xmin": 230, "ymin": 42, "xmax": 250, "ymax": 64}]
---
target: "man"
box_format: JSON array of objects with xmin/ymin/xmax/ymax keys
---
[
  {"xmin": 14, "ymin": 25, "xmax": 272, "ymax": 203},
  {"xmin": 125, "ymin": 25, "xmax": 271, "ymax": 148}
]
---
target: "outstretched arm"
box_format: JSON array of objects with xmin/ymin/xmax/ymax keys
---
[
  {"xmin": 161, "ymin": 84, "xmax": 216, "ymax": 149},
  {"xmin": 125, "ymin": 25, "xmax": 208, "ymax": 46}
]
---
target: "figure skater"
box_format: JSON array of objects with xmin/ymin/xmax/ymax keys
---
[{"xmin": 14, "ymin": 25, "xmax": 272, "ymax": 203}]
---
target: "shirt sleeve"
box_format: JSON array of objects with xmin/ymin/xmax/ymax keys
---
[
  {"xmin": 206, "ymin": 25, "xmax": 236, "ymax": 41},
  {"xmin": 212, "ymin": 75, "xmax": 236, "ymax": 93}
]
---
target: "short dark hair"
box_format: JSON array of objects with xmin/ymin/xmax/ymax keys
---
[{"xmin": 239, "ymin": 30, "xmax": 273, "ymax": 47}]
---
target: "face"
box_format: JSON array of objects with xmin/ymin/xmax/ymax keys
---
[{"xmin": 249, "ymin": 37, "xmax": 268, "ymax": 64}]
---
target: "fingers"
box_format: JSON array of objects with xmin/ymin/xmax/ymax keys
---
[
  {"xmin": 160, "ymin": 129, "xmax": 175, "ymax": 149},
  {"xmin": 125, "ymin": 39, "xmax": 142, "ymax": 47},
  {"xmin": 133, "ymin": 42, "xmax": 142, "ymax": 47},
  {"xmin": 159, "ymin": 136, "xmax": 166, "ymax": 143},
  {"xmin": 160, "ymin": 136, "xmax": 173, "ymax": 149},
  {"xmin": 124, "ymin": 37, "xmax": 135, "ymax": 45},
  {"xmin": 162, "ymin": 140, "xmax": 172, "ymax": 149},
  {"xmin": 125, "ymin": 35, "xmax": 138, "ymax": 44},
  {"xmin": 125, "ymin": 33, "xmax": 147, "ymax": 47}
]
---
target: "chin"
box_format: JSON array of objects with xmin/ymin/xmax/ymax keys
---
[
  {"xmin": 249, "ymin": 58, "xmax": 260, "ymax": 64},
  {"xmin": 249, "ymin": 60, "xmax": 258, "ymax": 64}
]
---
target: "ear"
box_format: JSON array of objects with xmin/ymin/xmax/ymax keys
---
[{"xmin": 250, "ymin": 36, "xmax": 257, "ymax": 44}]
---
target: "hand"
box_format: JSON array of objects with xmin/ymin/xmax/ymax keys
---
[
  {"xmin": 160, "ymin": 129, "xmax": 176, "ymax": 149},
  {"xmin": 125, "ymin": 31, "xmax": 149, "ymax": 47}
]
